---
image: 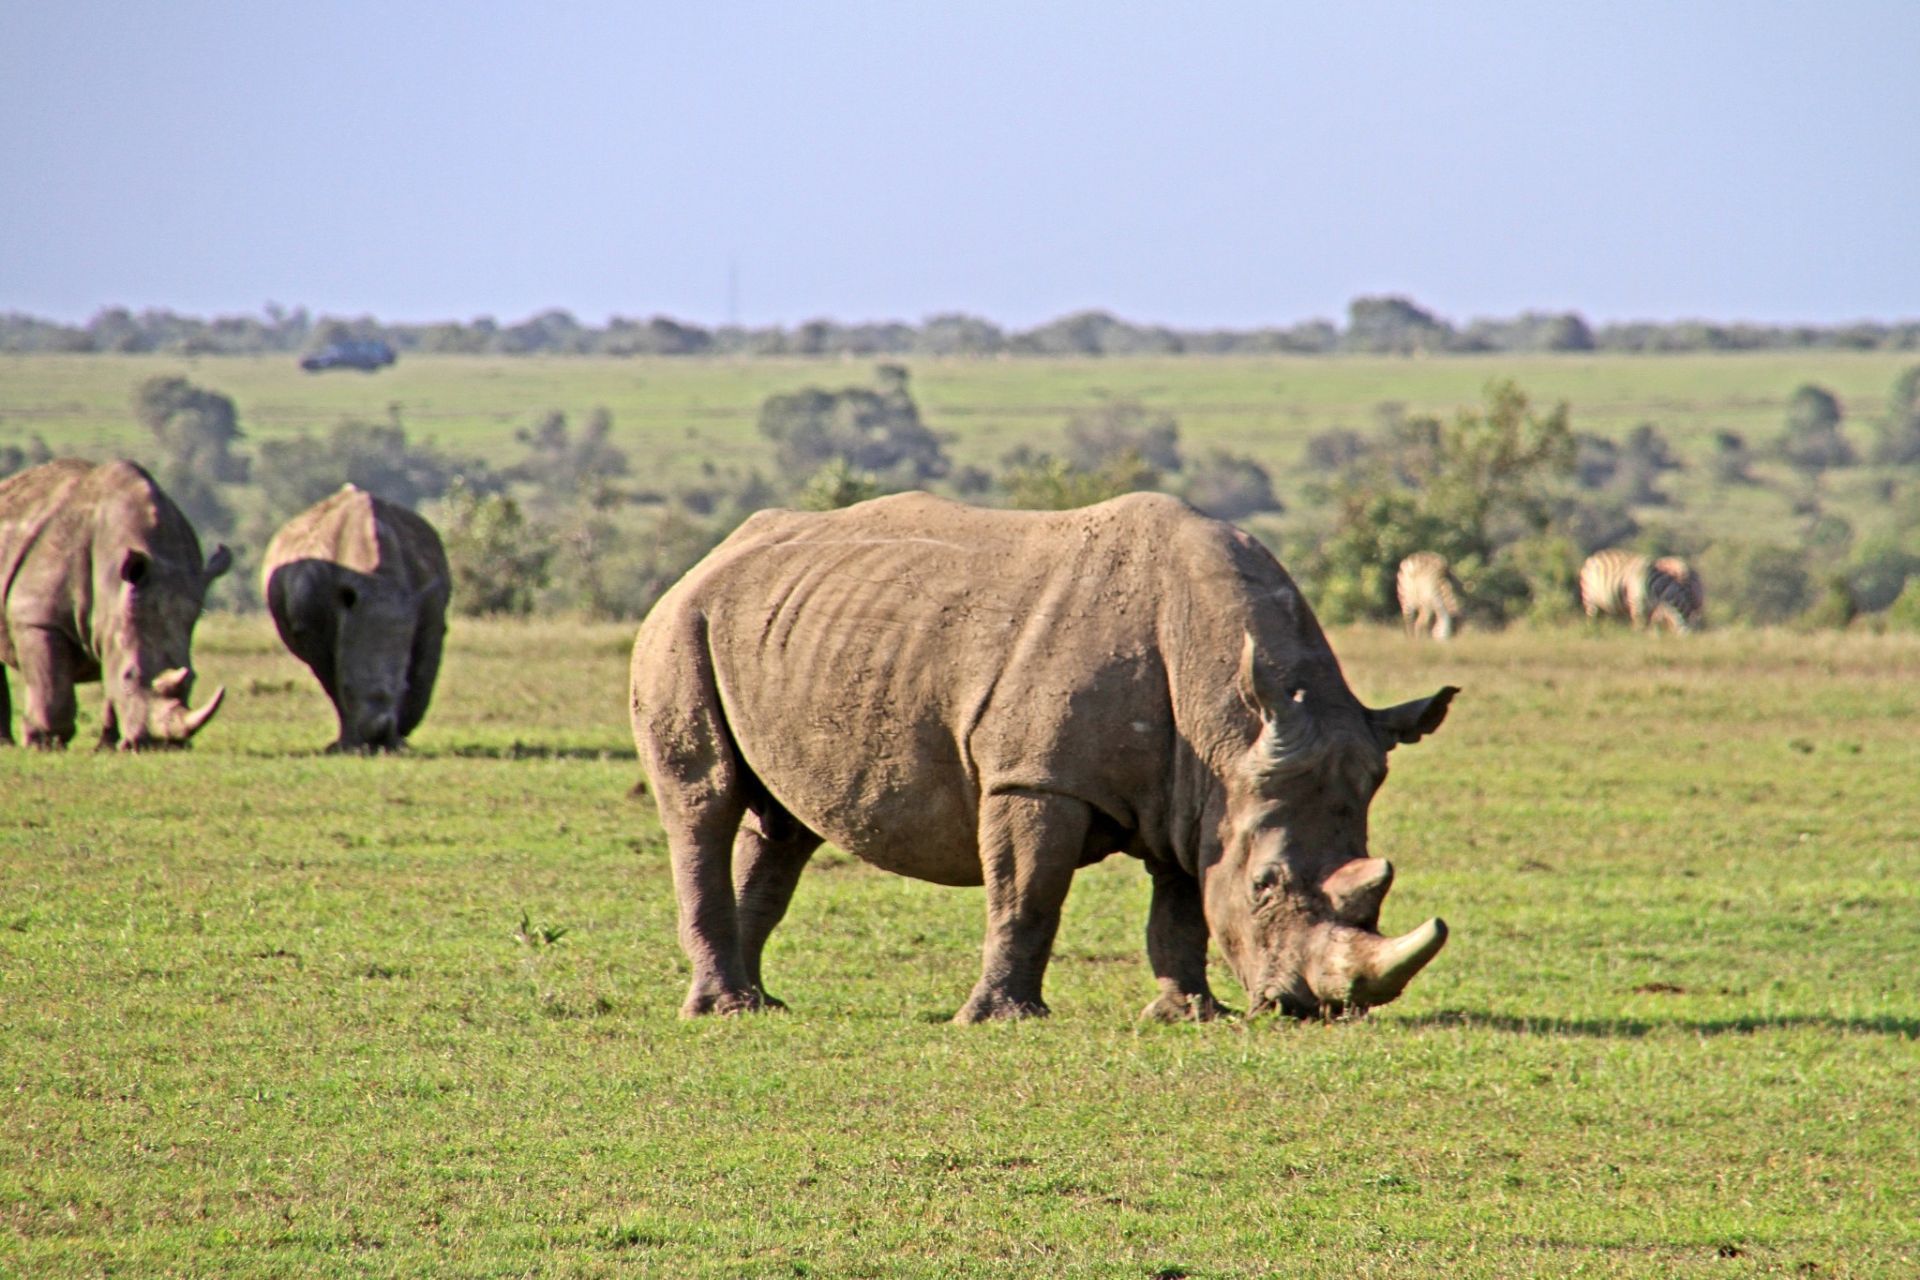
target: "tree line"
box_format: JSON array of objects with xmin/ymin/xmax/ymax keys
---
[
  {"xmin": 6, "ymin": 361, "xmax": 1918, "ymax": 631},
  {"xmin": 5, "ymin": 296, "xmax": 1919, "ymax": 358}
]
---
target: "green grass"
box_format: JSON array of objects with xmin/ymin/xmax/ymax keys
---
[
  {"xmin": 4, "ymin": 350, "xmax": 1916, "ymax": 546},
  {"xmin": 3, "ymin": 619, "xmax": 1917, "ymax": 1276}
]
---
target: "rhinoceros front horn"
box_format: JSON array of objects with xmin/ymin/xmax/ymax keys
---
[
  {"xmin": 181, "ymin": 686, "xmax": 225, "ymax": 738},
  {"xmin": 1351, "ymin": 917, "xmax": 1448, "ymax": 1007}
]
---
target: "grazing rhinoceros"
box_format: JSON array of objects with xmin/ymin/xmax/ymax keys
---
[
  {"xmin": 631, "ymin": 492, "xmax": 1456, "ymax": 1023},
  {"xmin": 263, "ymin": 485, "xmax": 450, "ymax": 752},
  {"xmin": 0, "ymin": 459, "xmax": 230, "ymax": 749}
]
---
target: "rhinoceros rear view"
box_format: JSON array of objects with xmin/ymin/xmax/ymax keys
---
[
  {"xmin": 631, "ymin": 492, "xmax": 1456, "ymax": 1023},
  {"xmin": 0, "ymin": 459, "xmax": 230, "ymax": 749}
]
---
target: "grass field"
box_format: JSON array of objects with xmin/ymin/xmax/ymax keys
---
[
  {"xmin": 4, "ymin": 350, "xmax": 1917, "ymax": 546},
  {"xmin": 4, "ymin": 618, "xmax": 1917, "ymax": 1276}
]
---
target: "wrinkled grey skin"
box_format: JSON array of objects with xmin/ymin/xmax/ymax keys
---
[
  {"xmin": 0, "ymin": 459, "xmax": 230, "ymax": 749},
  {"xmin": 631, "ymin": 492, "xmax": 1456, "ymax": 1024},
  {"xmin": 263, "ymin": 486, "xmax": 450, "ymax": 752}
]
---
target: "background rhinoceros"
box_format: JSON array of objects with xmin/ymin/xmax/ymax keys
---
[
  {"xmin": 0, "ymin": 459, "xmax": 230, "ymax": 749},
  {"xmin": 632, "ymin": 491, "xmax": 1455, "ymax": 1023},
  {"xmin": 263, "ymin": 484, "xmax": 450, "ymax": 752}
]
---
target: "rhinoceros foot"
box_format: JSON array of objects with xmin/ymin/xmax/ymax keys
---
[
  {"xmin": 327, "ymin": 738, "xmax": 407, "ymax": 756},
  {"xmin": 680, "ymin": 986, "xmax": 776, "ymax": 1018},
  {"xmin": 1140, "ymin": 992, "xmax": 1232, "ymax": 1024},
  {"xmin": 954, "ymin": 989, "xmax": 1051, "ymax": 1024}
]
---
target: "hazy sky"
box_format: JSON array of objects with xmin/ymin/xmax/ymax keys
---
[{"xmin": 3, "ymin": 2, "xmax": 1916, "ymax": 329}]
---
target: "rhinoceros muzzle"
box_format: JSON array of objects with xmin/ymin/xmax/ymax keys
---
[
  {"xmin": 1254, "ymin": 915, "xmax": 1450, "ymax": 1021},
  {"xmin": 118, "ymin": 678, "xmax": 225, "ymax": 750}
]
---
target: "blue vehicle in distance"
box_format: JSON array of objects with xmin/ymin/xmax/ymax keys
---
[{"xmin": 300, "ymin": 340, "xmax": 397, "ymax": 373}]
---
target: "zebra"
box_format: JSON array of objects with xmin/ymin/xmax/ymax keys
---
[
  {"xmin": 1579, "ymin": 549, "xmax": 1696, "ymax": 632},
  {"xmin": 1397, "ymin": 551, "xmax": 1464, "ymax": 640},
  {"xmin": 1652, "ymin": 556, "xmax": 1706, "ymax": 627}
]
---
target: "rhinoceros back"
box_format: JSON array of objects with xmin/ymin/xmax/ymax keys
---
[{"xmin": 634, "ymin": 492, "xmax": 1328, "ymax": 885}]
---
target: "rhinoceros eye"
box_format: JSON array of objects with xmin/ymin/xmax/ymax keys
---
[{"xmin": 1251, "ymin": 863, "xmax": 1283, "ymax": 898}]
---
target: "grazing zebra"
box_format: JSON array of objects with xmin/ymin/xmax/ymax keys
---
[
  {"xmin": 1579, "ymin": 549, "xmax": 1696, "ymax": 632},
  {"xmin": 1652, "ymin": 556, "xmax": 1706, "ymax": 627},
  {"xmin": 1397, "ymin": 551, "xmax": 1464, "ymax": 640}
]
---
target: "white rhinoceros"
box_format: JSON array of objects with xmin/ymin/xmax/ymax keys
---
[
  {"xmin": 632, "ymin": 492, "xmax": 1455, "ymax": 1023},
  {"xmin": 0, "ymin": 459, "xmax": 229, "ymax": 749}
]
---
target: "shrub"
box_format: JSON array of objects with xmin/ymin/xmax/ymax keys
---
[
  {"xmin": 1886, "ymin": 577, "xmax": 1920, "ymax": 631},
  {"xmin": 1179, "ymin": 451, "xmax": 1281, "ymax": 522},
  {"xmin": 436, "ymin": 482, "xmax": 552, "ymax": 616},
  {"xmin": 798, "ymin": 460, "xmax": 883, "ymax": 511},
  {"xmin": 1698, "ymin": 541, "xmax": 1813, "ymax": 625}
]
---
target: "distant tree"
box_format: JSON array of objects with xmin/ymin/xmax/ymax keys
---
[
  {"xmin": 1017, "ymin": 310, "xmax": 1181, "ymax": 356},
  {"xmin": 1571, "ymin": 434, "xmax": 1619, "ymax": 490},
  {"xmin": 256, "ymin": 414, "xmax": 495, "ymax": 521},
  {"xmin": 1063, "ymin": 398, "xmax": 1182, "ymax": 474},
  {"xmin": 1179, "ymin": 451, "xmax": 1282, "ymax": 522},
  {"xmin": 0, "ymin": 434, "xmax": 53, "ymax": 480},
  {"xmin": 1871, "ymin": 365, "xmax": 1920, "ymax": 466},
  {"xmin": 131, "ymin": 376, "xmax": 250, "ymax": 534},
  {"xmin": 510, "ymin": 408, "xmax": 628, "ymax": 508},
  {"xmin": 435, "ymin": 480, "xmax": 551, "ymax": 616},
  {"xmin": 1845, "ymin": 536, "xmax": 1918, "ymax": 613},
  {"xmin": 1699, "ymin": 541, "xmax": 1814, "ymax": 624},
  {"xmin": 1345, "ymin": 296, "xmax": 1453, "ymax": 354},
  {"xmin": 797, "ymin": 459, "xmax": 883, "ymax": 511},
  {"xmin": 915, "ymin": 313, "xmax": 1005, "ymax": 356},
  {"xmin": 1707, "ymin": 429, "xmax": 1756, "ymax": 484},
  {"xmin": 756, "ymin": 365, "xmax": 949, "ymax": 487},
  {"xmin": 1776, "ymin": 384, "xmax": 1855, "ymax": 473},
  {"xmin": 1000, "ymin": 452, "xmax": 1158, "ymax": 510},
  {"xmin": 1614, "ymin": 423, "xmax": 1681, "ymax": 505},
  {"xmin": 1303, "ymin": 427, "xmax": 1370, "ymax": 473}
]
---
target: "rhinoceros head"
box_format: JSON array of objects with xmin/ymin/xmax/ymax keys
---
[
  {"xmin": 328, "ymin": 575, "xmax": 437, "ymax": 751},
  {"xmin": 1203, "ymin": 635, "xmax": 1457, "ymax": 1019},
  {"xmin": 97, "ymin": 543, "xmax": 231, "ymax": 749}
]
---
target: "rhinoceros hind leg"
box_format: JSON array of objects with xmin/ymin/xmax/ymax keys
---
[
  {"xmin": 733, "ymin": 803, "xmax": 821, "ymax": 1010},
  {"xmin": 954, "ymin": 791, "xmax": 1088, "ymax": 1024},
  {"xmin": 0, "ymin": 666, "xmax": 13, "ymax": 745},
  {"xmin": 1140, "ymin": 866, "xmax": 1229, "ymax": 1022}
]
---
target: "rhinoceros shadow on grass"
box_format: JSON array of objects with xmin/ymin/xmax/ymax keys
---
[{"xmin": 631, "ymin": 491, "xmax": 1458, "ymax": 1025}]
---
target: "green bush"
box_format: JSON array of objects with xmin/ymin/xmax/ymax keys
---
[
  {"xmin": 1698, "ymin": 541, "xmax": 1814, "ymax": 625},
  {"xmin": 436, "ymin": 481, "xmax": 552, "ymax": 617},
  {"xmin": 1886, "ymin": 577, "xmax": 1920, "ymax": 630}
]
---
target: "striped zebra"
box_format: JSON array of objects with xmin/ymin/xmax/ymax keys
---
[
  {"xmin": 1397, "ymin": 551, "xmax": 1463, "ymax": 640},
  {"xmin": 1652, "ymin": 556, "xmax": 1706, "ymax": 627},
  {"xmin": 1579, "ymin": 549, "xmax": 1696, "ymax": 632}
]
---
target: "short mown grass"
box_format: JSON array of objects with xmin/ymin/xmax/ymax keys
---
[{"xmin": 3, "ymin": 618, "xmax": 1917, "ymax": 1276}]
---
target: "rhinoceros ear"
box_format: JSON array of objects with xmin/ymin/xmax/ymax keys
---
[
  {"xmin": 203, "ymin": 545, "xmax": 232, "ymax": 583},
  {"xmin": 1370, "ymin": 686, "xmax": 1459, "ymax": 750},
  {"xmin": 1239, "ymin": 633, "xmax": 1320, "ymax": 772}
]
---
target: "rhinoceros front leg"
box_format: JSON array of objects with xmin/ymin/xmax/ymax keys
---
[
  {"xmin": 732, "ymin": 810, "xmax": 821, "ymax": 1009},
  {"xmin": 955, "ymin": 791, "xmax": 1089, "ymax": 1024},
  {"xmin": 1141, "ymin": 865, "xmax": 1229, "ymax": 1023},
  {"xmin": 0, "ymin": 664, "xmax": 12, "ymax": 745},
  {"xmin": 14, "ymin": 628, "xmax": 78, "ymax": 749}
]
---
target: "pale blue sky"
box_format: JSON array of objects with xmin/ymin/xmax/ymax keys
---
[{"xmin": 2, "ymin": 2, "xmax": 1916, "ymax": 329}]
